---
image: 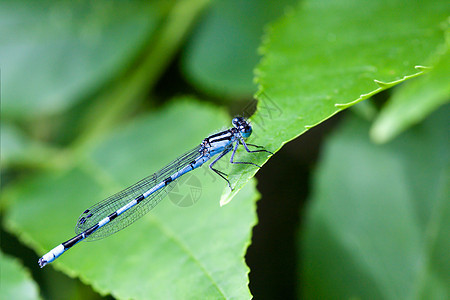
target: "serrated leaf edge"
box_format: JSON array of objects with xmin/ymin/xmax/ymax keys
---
[{"xmin": 335, "ymin": 66, "xmax": 429, "ymax": 109}]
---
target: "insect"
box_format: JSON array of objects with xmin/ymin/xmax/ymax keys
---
[{"xmin": 38, "ymin": 117, "xmax": 271, "ymax": 267}]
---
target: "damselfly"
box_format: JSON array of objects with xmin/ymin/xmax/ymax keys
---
[{"xmin": 38, "ymin": 117, "xmax": 272, "ymax": 268}]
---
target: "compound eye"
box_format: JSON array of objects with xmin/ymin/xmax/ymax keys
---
[{"xmin": 232, "ymin": 117, "xmax": 241, "ymax": 127}]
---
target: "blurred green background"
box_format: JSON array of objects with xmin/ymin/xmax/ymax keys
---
[{"xmin": 1, "ymin": 0, "xmax": 448, "ymax": 299}]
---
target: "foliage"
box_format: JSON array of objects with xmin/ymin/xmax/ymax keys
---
[
  {"xmin": 302, "ymin": 108, "xmax": 449, "ymax": 299},
  {"xmin": 1, "ymin": 0, "xmax": 448, "ymax": 299},
  {"xmin": 0, "ymin": 251, "xmax": 40, "ymax": 300},
  {"xmin": 371, "ymin": 43, "xmax": 450, "ymax": 143},
  {"xmin": 222, "ymin": 0, "xmax": 449, "ymax": 203}
]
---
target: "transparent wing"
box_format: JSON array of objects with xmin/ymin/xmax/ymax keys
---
[{"xmin": 75, "ymin": 145, "xmax": 202, "ymax": 241}]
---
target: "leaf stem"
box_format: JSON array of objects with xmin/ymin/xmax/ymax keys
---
[{"xmin": 72, "ymin": 0, "xmax": 211, "ymax": 153}]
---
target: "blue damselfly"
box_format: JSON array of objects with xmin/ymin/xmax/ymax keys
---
[{"xmin": 38, "ymin": 117, "xmax": 271, "ymax": 267}]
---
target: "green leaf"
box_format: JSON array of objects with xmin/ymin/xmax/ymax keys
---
[
  {"xmin": 0, "ymin": 0, "xmax": 162, "ymax": 119},
  {"xmin": 4, "ymin": 100, "xmax": 258, "ymax": 299},
  {"xmin": 1, "ymin": 122, "xmax": 36, "ymax": 166},
  {"xmin": 371, "ymin": 41, "xmax": 450, "ymax": 143},
  {"xmin": 0, "ymin": 251, "xmax": 41, "ymax": 300},
  {"xmin": 300, "ymin": 107, "xmax": 449, "ymax": 299},
  {"xmin": 221, "ymin": 0, "xmax": 448, "ymax": 204},
  {"xmin": 182, "ymin": 0, "xmax": 295, "ymax": 97},
  {"xmin": 0, "ymin": 121, "xmax": 57, "ymax": 170}
]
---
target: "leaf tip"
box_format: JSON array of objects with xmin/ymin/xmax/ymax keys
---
[
  {"xmin": 220, "ymin": 194, "xmax": 231, "ymax": 207},
  {"xmin": 220, "ymin": 188, "xmax": 238, "ymax": 206}
]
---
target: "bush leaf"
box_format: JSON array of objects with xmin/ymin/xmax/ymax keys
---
[
  {"xmin": 221, "ymin": 0, "xmax": 448, "ymax": 204},
  {"xmin": 0, "ymin": 251, "xmax": 40, "ymax": 300},
  {"xmin": 4, "ymin": 100, "xmax": 258, "ymax": 299},
  {"xmin": 371, "ymin": 40, "xmax": 450, "ymax": 143},
  {"xmin": 0, "ymin": 0, "xmax": 162, "ymax": 119},
  {"xmin": 301, "ymin": 107, "xmax": 449, "ymax": 299},
  {"xmin": 182, "ymin": 0, "xmax": 295, "ymax": 97}
]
